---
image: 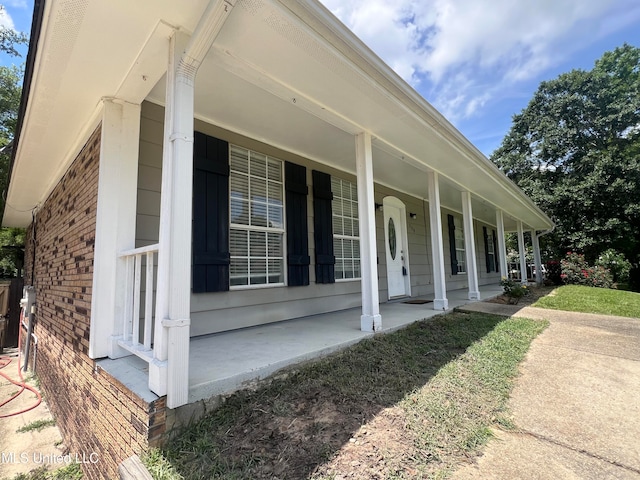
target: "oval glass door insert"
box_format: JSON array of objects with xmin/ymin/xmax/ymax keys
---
[{"xmin": 388, "ymin": 217, "xmax": 397, "ymax": 260}]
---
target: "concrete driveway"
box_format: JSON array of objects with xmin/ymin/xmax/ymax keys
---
[{"xmin": 453, "ymin": 304, "xmax": 640, "ymax": 479}]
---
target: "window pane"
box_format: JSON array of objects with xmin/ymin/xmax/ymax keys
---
[
  {"xmin": 268, "ymin": 205, "xmax": 283, "ymax": 229},
  {"xmin": 230, "ymin": 229, "xmax": 248, "ymax": 256},
  {"xmin": 230, "ymin": 197, "xmax": 249, "ymax": 225},
  {"xmin": 268, "ymin": 180, "xmax": 283, "ymax": 203},
  {"xmin": 353, "ymin": 259, "xmax": 361, "ymax": 278},
  {"xmin": 250, "ymin": 231, "xmax": 266, "ymax": 257},
  {"xmin": 331, "ymin": 177, "xmax": 360, "ymax": 280},
  {"xmin": 267, "ymin": 159, "xmax": 282, "ymax": 182},
  {"xmin": 230, "ymin": 146, "xmax": 249, "ymax": 174},
  {"xmin": 230, "ymin": 258, "xmax": 248, "ymax": 286},
  {"xmin": 252, "ymin": 177, "xmax": 267, "ymax": 201},
  {"xmin": 251, "ymin": 202, "xmax": 268, "ymax": 227},
  {"xmin": 267, "ymin": 233, "xmax": 282, "ymax": 257},
  {"xmin": 250, "ymin": 152, "xmax": 267, "ymax": 177},
  {"xmin": 268, "ymin": 259, "xmax": 283, "ymax": 284},
  {"xmin": 250, "ymin": 259, "xmax": 267, "ymax": 285},
  {"xmin": 229, "ymin": 144, "xmax": 285, "ymax": 288}
]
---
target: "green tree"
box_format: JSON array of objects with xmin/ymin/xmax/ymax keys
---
[
  {"xmin": 0, "ymin": 6, "xmax": 27, "ymax": 276},
  {"xmin": 0, "ymin": 6, "xmax": 26, "ymax": 57},
  {"xmin": 492, "ymin": 44, "xmax": 640, "ymax": 265}
]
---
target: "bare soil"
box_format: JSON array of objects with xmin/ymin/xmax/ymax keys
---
[{"xmin": 487, "ymin": 285, "xmax": 555, "ymax": 307}]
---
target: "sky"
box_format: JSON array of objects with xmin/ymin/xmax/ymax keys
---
[{"xmin": 2, "ymin": 0, "xmax": 640, "ymax": 157}]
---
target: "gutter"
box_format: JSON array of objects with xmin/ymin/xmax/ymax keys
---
[{"xmin": 1, "ymin": 0, "xmax": 46, "ymax": 225}]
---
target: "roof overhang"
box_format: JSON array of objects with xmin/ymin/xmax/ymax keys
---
[{"xmin": 4, "ymin": 0, "xmax": 553, "ymax": 233}]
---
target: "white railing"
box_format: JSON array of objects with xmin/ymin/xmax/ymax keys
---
[{"xmin": 117, "ymin": 244, "xmax": 159, "ymax": 363}]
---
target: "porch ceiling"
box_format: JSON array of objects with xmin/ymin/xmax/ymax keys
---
[{"xmin": 4, "ymin": 0, "xmax": 552, "ymax": 232}]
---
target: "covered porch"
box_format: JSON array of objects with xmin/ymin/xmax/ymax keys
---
[
  {"xmin": 97, "ymin": 284, "xmax": 504, "ymax": 408},
  {"xmin": 4, "ymin": 0, "xmax": 553, "ymax": 412}
]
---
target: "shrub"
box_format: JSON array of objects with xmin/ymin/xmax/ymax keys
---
[
  {"xmin": 561, "ymin": 252, "xmax": 613, "ymax": 289},
  {"xmin": 596, "ymin": 249, "xmax": 631, "ymax": 283},
  {"xmin": 500, "ymin": 277, "xmax": 529, "ymax": 304},
  {"xmin": 629, "ymin": 264, "xmax": 640, "ymax": 293},
  {"xmin": 545, "ymin": 259, "xmax": 562, "ymax": 285}
]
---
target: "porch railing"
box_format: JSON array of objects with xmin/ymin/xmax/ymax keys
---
[{"xmin": 117, "ymin": 244, "xmax": 159, "ymax": 363}]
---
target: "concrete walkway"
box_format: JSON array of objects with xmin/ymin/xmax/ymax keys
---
[{"xmin": 453, "ymin": 303, "xmax": 640, "ymax": 479}]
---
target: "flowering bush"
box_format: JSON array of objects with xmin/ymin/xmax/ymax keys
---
[
  {"xmin": 596, "ymin": 249, "xmax": 631, "ymax": 283},
  {"xmin": 561, "ymin": 252, "xmax": 613, "ymax": 289},
  {"xmin": 500, "ymin": 277, "xmax": 529, "ymax": 304},
  {"xmin": 545, "ymin": 259, "xmax": 562, "ymax": 285}
]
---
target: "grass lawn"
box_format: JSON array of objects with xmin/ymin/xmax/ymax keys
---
[
  {"xmin": 533, "ymin": 285, "xmax": 640, "ymax": 318},
  {"xmin": 143, "ymin": 312, "xmax": 547, "ymax": 480}
]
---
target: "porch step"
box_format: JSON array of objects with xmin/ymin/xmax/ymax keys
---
[{"xmin": 119, "ymin": 455, "xmax": 153, "ymax": 480}]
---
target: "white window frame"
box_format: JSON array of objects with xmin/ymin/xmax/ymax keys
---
[
  {"xmin": 454, "ymin": 215, "xmax": 466, "ymax": 274},
  {"xmin": 332, "ymin": 177, "xmax": 361, "ymax": 282},
  {"xmin": 229, "ymin": 145, "xmax": 287, "ymax": 290}
]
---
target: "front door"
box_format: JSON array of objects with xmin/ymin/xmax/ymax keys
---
[{"xmin": 384, "ymin": 198, "xmax": 410, "ymax": 299}]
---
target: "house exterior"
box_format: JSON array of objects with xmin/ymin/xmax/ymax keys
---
[{"xmin": 4, "ymin": 0, "xmax": 553, "ymax": 477}]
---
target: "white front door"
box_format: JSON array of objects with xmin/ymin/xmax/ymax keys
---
[{"xmin": 384, "ymin": 199, "xmax": 409, "ymax": 299}]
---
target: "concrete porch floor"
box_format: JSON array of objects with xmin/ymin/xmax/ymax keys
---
[{"xmin": 98, "ymin": 285, "xmax": 504, "ymax": 405}]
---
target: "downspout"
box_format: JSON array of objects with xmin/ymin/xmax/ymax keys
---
[{"xmin": 153, "ymin": 0, "xmax": 236, "ymax": 409}]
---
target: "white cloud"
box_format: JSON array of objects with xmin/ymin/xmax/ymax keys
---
[
  {"xmin": 0, "ymin": 6, "xmax": 16, "ymax": 30},
  {"xmin": 320, "ymin": 0, "xmax": 640, "ymax": 123}
]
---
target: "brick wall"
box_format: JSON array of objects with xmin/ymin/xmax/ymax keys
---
[{"xmin": 23, "ymin": 126, "xmax": 166, "ymax": 479}]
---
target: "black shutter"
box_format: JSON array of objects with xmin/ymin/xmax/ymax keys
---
[
  {"xmin": 493, "ymin": 229, "xmax": 499, "ymax": 273},
  {"xmin": 193, "ymin": 132, "xmax": 230, "ymax": 293},
  {"xmin": 447, "ymin": 214, "xmax": 457, "ymax": 275},
  {"xmin": 285, "ymin": 162, "xmax": 310, "ymax": 286},
  {"xmin": 483, "ymin": 226, "xmax": 491, "ymax": 273},
  {"xmin": 312, "ymin": 170, "xmax": 335, "ymax": 283}
]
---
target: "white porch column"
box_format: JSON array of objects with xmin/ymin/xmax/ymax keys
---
[
  {"xmin": 461, "ymin": 191, "xmax": 480, "ymax": 300},
  {"xmin": 90, "ymin": 99, "xmax": 141, "ymax": 359},
  {"xmin": 517, "ymin": 220, "xmax": 528, "ymax": 284},
  {"xmin": 495, "ymin": 210, "xmax": 508, "ymax": 277},
  {"xmin": 355, "ymin": 132, "xmax": 382, "ymax": 332},
  {"xmin": 153, "ymin": 0, "xmax": 235, "ymax": 408},
  {"xmin": 532, "ymin": 231, "xmax": 543, "ymax": 286},
  {"xmin": 427, "ymin": 171, "xmax": 448, "ymax": 310}
]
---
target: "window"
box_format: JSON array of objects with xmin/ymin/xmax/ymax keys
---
[
  {"xmin": 229, "ymin": 145, "xmax": 285, "ymax": 287},
  {"xmin": 454, "ymin": 216, "xmax": 466, "ymax": 274},
  {"xmin": 332, "ymin": 177, "xmax": 360, "ymax": 280},
  {"xmin": 486, "ymin": 230, "xmax": 495, "ymax": 272}
]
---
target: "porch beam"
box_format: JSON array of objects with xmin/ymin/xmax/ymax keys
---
[
  {"xmin": 517, "ymin": 220, "xmax": 527, "ymax": 284},
  {"xmin": 532, "ymin": 230, "xmax": 543, "ymax": 286},
  {"xmin": 495, "ymin": 210, "xmax": 508, "ymax": 277},
  {"xmin": 461, "ymin": 191, "xmax": 480, "ymax": 300},
  {"xmin": 427, "ymin": 171, "xmax": 448, "ymax": 310},
  {"xmin": 89, "ymin": 98, "xmax": 140, "ymax": 360},
  {"xmin": 153, "ymin": 0, "xmax": 236, "ymax": 408},
  {"xmin": 355, "ymin": 132, "xmax": 382, "ymax": 332}
]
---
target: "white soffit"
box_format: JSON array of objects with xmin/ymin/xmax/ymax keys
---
[{"xmin": 6, "ymin": 0, "xmax": 552, "ymax": 232}]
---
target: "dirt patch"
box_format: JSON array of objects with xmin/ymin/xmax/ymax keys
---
[
  {"xmin": 488, "ymin": 286, "xmax": 556, "ymax": 307},
  {"xmin": 313, "ymin": 406, "xmax": 418, "ymax": 479},
  {"xmin": 0, "ymin": 349, "xmax": 67, "ymax": 479}
]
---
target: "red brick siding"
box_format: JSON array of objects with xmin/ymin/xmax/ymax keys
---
[{"xmin": 23, "ymin": 126, "xmax": 166, "ymax": 479}]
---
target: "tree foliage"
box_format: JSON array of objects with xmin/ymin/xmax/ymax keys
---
[
  {"xmin": 0, "ymin": 7, "xmax": 27, "ymax": 276},
  {"xmin": 492, "ymin": 44, "xmax": 640, "ymax": 264},
  {"xmin": 0, "ymin": 6, "xmax": 27, "ymax": 57}
]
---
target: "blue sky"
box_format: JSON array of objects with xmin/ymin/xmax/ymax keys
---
[{"xmin": 2, "ymin": 0, "xmax": 640, "ymax": 156}]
